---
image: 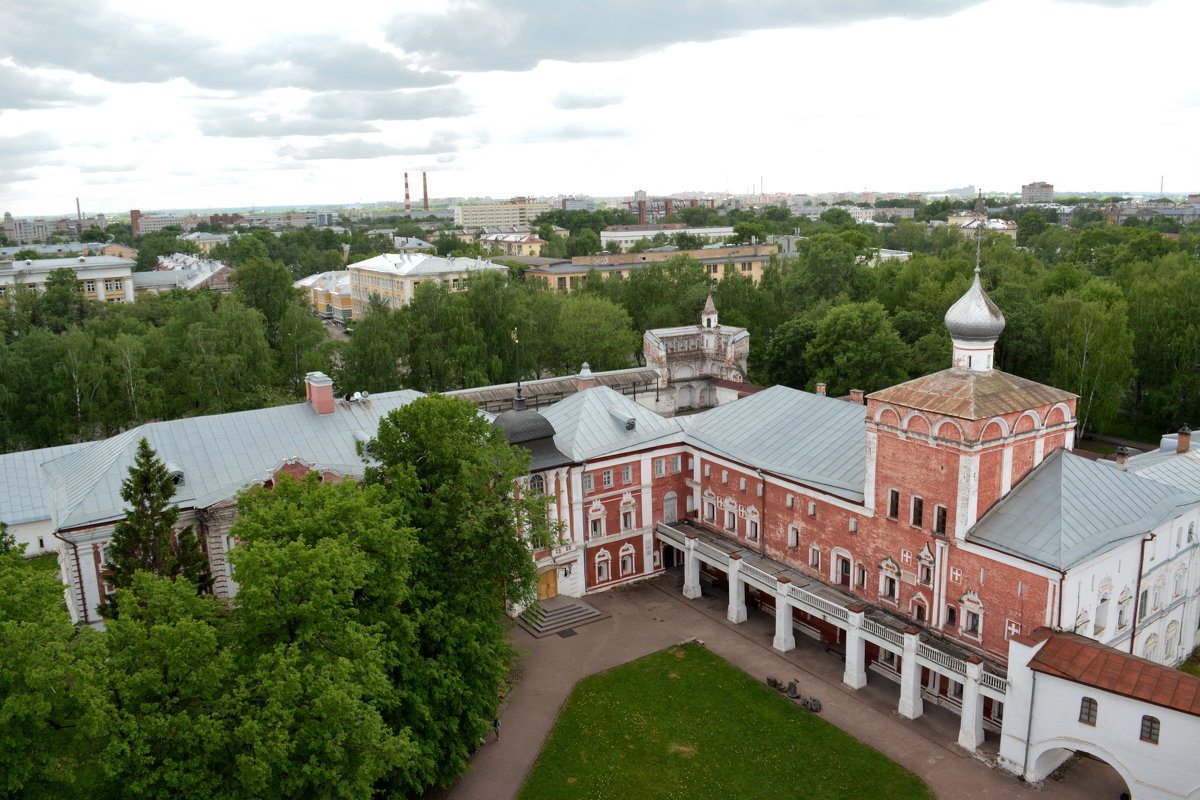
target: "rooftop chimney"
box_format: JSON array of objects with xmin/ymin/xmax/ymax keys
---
[
  {"xmin": 1114, "ymin": 446, "xmax": 1133, "ymax": 470},
  {"xmin": 1179, "ymin": 425, "xmax": 1192, "ymax": 454},
  {"xmin": 815, "ymin": 383, "xmax": 827, "ymax": 397},
  {"xmin": 575, "ymin": 362, "xmax": 595, "ymax": 390},
  {"xmin": 305, "ymin": 371, "xmax": 335, "ymax": 415},
  {"xmin": 849, "ymin": 389, "xmax": 865, "ymax": 405}
]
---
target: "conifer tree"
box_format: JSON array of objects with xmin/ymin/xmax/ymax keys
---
[{"xmin": 101, "ymin": 437, "xmax": 210, "ymax": 618}]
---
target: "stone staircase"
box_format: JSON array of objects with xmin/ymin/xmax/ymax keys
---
[{"xmin": 518, "ymin": 596, "xmax": 609, "ymax": 638}]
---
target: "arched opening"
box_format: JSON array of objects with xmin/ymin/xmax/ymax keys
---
[{"xmin": 1029, "ymin": 743, "xmax": 1131, "ymax": 797}]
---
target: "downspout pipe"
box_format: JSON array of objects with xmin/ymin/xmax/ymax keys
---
[
  {"xmin": 1129, "ymin": 533, "xmax": 1156, "ymax": 654},
  {"xmin": 52, "ymin": 530, "xmax": 90, "ymax": 625}
]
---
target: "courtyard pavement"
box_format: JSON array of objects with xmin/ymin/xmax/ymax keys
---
[{"xmin": 443, "ymin": 572, "xmax": 1128, "ymax": 800}]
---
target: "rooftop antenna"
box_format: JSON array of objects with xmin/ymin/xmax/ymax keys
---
[{"xmin": 512, "ymin": 327, "xmax": 524, "ymax": 410}]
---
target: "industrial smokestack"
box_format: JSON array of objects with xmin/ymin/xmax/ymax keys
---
[
  {"xmin": 422, "ymin": 172, "xmax": 429, "ymax": 211},
  {"xmin": 76, "ymin": 197, "xmax": 82, "ymax": 220},
  {"xmin": 404, "ymin": 172, "xmax": 411, "ymax": 212}
]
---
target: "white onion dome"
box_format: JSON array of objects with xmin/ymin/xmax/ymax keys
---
[{"xmin": 944, "ymin": 269, "xmax": 1005, "ymax": 341}]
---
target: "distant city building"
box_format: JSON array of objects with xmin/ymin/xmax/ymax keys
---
[
  {"xmin": 130, "ymin": 210, "xmax": 201, "ymax": 236},
  {"xmin": 295, "ymin": 271, "xmax": 353, "ymax": 321},
  {"xmin": 2, "ymin": 212, "xmax": 108, "ymax": 244},
  {"xmin": 133, "ymin": 254, "xmax": 228, "ymax": 294},
  {"xmin": 526, "ymin": 244, "xmax": 778, "ymax": 291},
  {"xmin": 0, "ymin": 255, "xmax": 136, "ymax": 302},
  {"xmin": 177, "ymin": 231, "xmax": 231, "ymax": 254},
  {"xmin": 558, "ymin": 195, "xmax": 597, "ymax": 212},
  {"xmin": 623, "ymin": 191, "xmax": 718, "ymax": 225},
  {"xmin": 347, "ymin": 252, "xmax": 507, "ymax": 318},
  {"xmin": 1021, "ymin": 181, "xmax": 1055, "ymax": 204},
  {"xmin": 600, "ymin": 225, "xmax": 734, "ymax": 249},
  {"xmin": 452, "ymin": 198, "xmax": 551, "ymax": 228},
  {"xmin": 478, "ymin": 232, "xmax": 547, "ymax": 257}
]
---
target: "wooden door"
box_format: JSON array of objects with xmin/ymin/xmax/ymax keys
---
[{"xmin": 537, "ymin": 569, "xmax": 558, "ymax": 601}]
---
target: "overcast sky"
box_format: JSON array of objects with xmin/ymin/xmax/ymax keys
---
[{"xmin": 2, "ymin": 0, "xmax": 1196, "ymax": 216}]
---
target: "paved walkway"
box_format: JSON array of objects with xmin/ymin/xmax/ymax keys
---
[{"xmin": 444, "ymin": 573, "xmax": 1127, "ymax": 800}]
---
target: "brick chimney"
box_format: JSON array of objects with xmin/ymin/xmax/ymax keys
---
[
  {"xmin": 1114, "ymin": 446, "xmax": 1133, "ymax": 470},
  {"xmin": 575, "ymin": 362, "xmax": 596, "ymax": 390},
  {"xmin": 305, "ymin": 371, "xmax": 335, "ymax": 415},
  {"xmin": 1179, "ymin": 425, "xmax": 1192, "ymax": 454},
  {"xmin": 849, "ymin": 389, "xmax": 865, "ymax": 405},
  {"xmin": 815, "ymin": 383, "xmax": 827, "ymax": 397}
]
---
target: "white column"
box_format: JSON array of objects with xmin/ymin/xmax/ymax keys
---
[
  {"xmin": 683, "ymin": 534, "xmax": 701, "ymax": 600},
  {"xmin": 1033, "ymin": 436, "xmax": 1046, "ymax": 466},
  {"xmin": 898, "ymin": 628, "xmax": 924, "ymax": 719},
  {"xmin": 1000, "ymin": 444, "xmax": 1013, "ymax": 496},
  {"xmin": 727, "ymin": 554, "xmax": 747, "ymax": 624},
  {"xmin": 843, "ymin": 605, "xmax": 867, "ymax": 689},
  {"xmin": 773, "ymin": 577, "xmax": 795, "ymax": 652},
  {"xmin": 958, "ymin": 657, "xmax": 986, "ymax": 751}
]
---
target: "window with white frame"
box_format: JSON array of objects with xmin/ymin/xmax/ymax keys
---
[
  {"xmin": 809, "ymin": 545, "xmax": 821, "ymax": 569},
  {"xmin": 807, "ymin": 501, "xmax": 816, "ymax": 517},
  {"xmin": 670, "ymin": 455, "xmax": 681, "ymax": 474},
  {"xmin": 721, "ymin": 470, "xmax": 728, "ymax": 484},
  {"xmin": 919, "ymin": 564, "xmax": 933, "ymax": 586},
  {"xmin": 887, "ymin": 489, "xmax": 900, "ymax": 519},
  {"xmin": 622, "ymin": 509, "xmax": 635, "ymax": 531},
  {"xmin": 848, "ymin": 518, "xmax": 858, "ymax": 534},
  {"xmin": 748, "ymin": 519, "xmax": 759, "ymax": 542},
  {"xmin": 529, "ymin": 474, "xmax": 545, "ymax": 495},
  {"xmin": 912, "ymin": 601, "xmax": 926, "ymax": 623},
  {"xmin": 879, "ymin": 558, "xmax": 899, "ymax": 602},
  {"xmin": 602, "ymin": 469, "xmax": 613, "ymax": 488},
  {"xmin": 739, "ymin": 477, "xmax": 746, "ymax": 491},
  {"xmin": 786, "ymin": 494, "xmax": 794, "ymax": 509},
  {"xmin": 619, "ymin": 544, "xmax": 636, "ymax": 576},
  {"xmin": 654, "ymin": 459, "xmax": 665, "ymax": 477},
  {"xmin": 704, "ymin": 499, "xmax": 716, "ymax": 522},
  {"xmin": 583, "ymin": 473, "xmax": 594, "ymax": 493},
  {"xmin": 1118, "ymin": 592, "xmax": 1132, "ymax": 628},
  {"xmin": 855, "ymin": 564, "xmax": 867, "ymax": 588},
  {"xmin": 622, "ymin": 465, "xmax": 632, "ymax": 485},
  {"xmin": 588, "ymin": 501, "xmax": 605, "ymax": 540},
  {"xmin": 788, "ymin": 526, "xmax": 799, "ymax": 548},
  {"xmin": 595, "ymin": 551, "xmax": 611, "ymax": 582},
  {"xmin": 725, "ymin": 508, "xmax": 737, "ymax": 532},
  {"xmin": 704, "ymin": 463, "xmax": 711, "ymax": 478}
]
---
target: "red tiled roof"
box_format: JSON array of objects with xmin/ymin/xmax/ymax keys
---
[{"xmin": 1028, "ymin": 629, "xmax": 1200, "ymax": 716}]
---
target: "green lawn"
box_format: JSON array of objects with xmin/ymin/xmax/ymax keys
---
[
  {"xmin": 28, "ymin": 552, "xmax": 61, "ymax": 576},
  {"xmin": 518, "ymin": 644, "xmax": 933, "ymax": 800}
]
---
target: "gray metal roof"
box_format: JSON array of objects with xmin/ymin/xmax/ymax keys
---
[
  {"xmin": 967, "ymin": 449, "xmax": 1200, "ymax": 569},
  {"xmin": 540, "ymin": 387, "xmax": 682, "ymax": 461},
  {"xmin": 37, "ymin": 389, "xmax": 425, "ymax": 530},
  {"xmin": 1120, "ymin": 440, "xmax": 1200, "ymax": 494},
  {"xmin": 0, "ymin": 442, "xmax": 93, "ymax": 525},
  {"xmin": 679, "ymin": 386, "xmax": 868, "ymax": 502}
]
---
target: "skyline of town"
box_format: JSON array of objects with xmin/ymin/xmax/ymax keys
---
[{"xmin": 3, "ymin": 0, "xmax": 1197, "ymax": 215}]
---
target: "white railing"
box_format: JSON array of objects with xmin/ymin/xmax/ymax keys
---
[
  {"xmin": 696, "ymin": 540, "xmax": 728, "ymax": 561},
  {"xmin": 740, "ymin": 563, "xmax": 773, "ymax": 587},
  {"xmin": 918, "ymin": 644, "xmax": 968, "ymax": 676},
  {"xmin": 981, "ymin": 672, "xmax": 1009, "ymax": 694},
  {"xmin": 863, "ymin": 618, "xmax": 903, "ymax": 646},
  {"xmin": 789, "ymin": 585, "xmax": 849, "ymax": 621}
]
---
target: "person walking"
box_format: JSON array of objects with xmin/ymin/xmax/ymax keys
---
[{"xmin": 493, "ymin": 718, "xmax": 501, "ymax": 741}]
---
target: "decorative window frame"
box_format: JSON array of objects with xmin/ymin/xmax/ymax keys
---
[
  {"xmin": 595, "ymin": 550, "xmax": 611, "ymax": 582},
  {"xmin": 619, "ymin": 543, "xmax": 636, "ymax": 576}
]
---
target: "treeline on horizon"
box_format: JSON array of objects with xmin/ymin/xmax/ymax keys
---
[{"xmin": 1, "ymin": 205, "xmax": 1197, "ymax": 456}]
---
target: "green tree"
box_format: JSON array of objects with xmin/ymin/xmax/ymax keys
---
[
  {"xmin": 804, "ymin": 301, "xmax": 908, "ymax": 396},
  {"xmin": 79, "ymin": 227, "xmax": 109, "ymax": 243},
  {"xmin": 1043, "ymin": 282, "xmax": 1135, "ymax": 432},
  {"xmin": 232, "ymin": 257, "xmax": 298, "ymax": 343},
  {"xmin": 0, "ymin": 524, "xmax": 107, "ymax": 799},
  {"xmin": 364, "ymin": 395, "xmax": 557, "ymax": 792},
  {"xmin": 102, "ymin": 437, "xmax": 210, "ymax": 618},
  {"xmin": 548, "ymin": 293, "xmax": 637, "ymax": 373},
  {"xmin": 1016, "ymin": 210, "xmax": 1047, "ymax": 247}
]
